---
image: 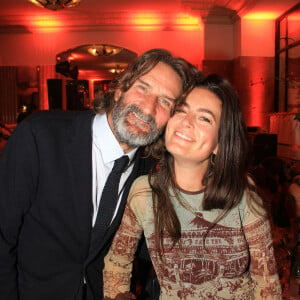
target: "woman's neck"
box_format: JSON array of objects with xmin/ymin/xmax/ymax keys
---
[{"xmin": 174, "ymin": 160, "xmax": 208, "ymax": 192}]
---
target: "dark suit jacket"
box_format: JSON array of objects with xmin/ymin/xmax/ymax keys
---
[{"xmin": 0, "ymin": 110, "xmax": 154, "ymax": 300}]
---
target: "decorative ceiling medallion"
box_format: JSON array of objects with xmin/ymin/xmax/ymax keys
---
[{"xmin": 28, "ymin": 0, "xmax": 82, "ymax": 11}]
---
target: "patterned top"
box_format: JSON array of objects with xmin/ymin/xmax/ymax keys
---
[{"xmin": 103, "ymin": 175, "xmax": 282, "ymax": 299}]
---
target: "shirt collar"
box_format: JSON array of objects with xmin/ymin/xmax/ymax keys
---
[{"xmin": 92, "ymin": 113, "xmax": 137, "ymax": 164}]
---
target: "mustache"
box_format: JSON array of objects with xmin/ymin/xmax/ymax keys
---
[{"xmin": 126, "ymin": 105, "xmax": 156, "ymax": 125}]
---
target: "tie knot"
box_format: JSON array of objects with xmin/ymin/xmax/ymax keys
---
[{"xmin": 113, "ymin": 155, "xmax": 129, "ymax": 173}]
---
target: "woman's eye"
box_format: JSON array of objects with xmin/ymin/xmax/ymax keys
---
[{"xmin": 199, "ymin": 116, "xmax": 212, "ymax": 123}]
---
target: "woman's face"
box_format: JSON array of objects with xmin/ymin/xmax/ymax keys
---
[{"xmin": 165, "ymin": 87, "xmax": 222, "ymax": 166}]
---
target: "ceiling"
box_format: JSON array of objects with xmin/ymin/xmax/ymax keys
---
[
  {"xmin": 0, "ymin": 0, "xmax": 298, "ymax": 33},
  {"xmin": 0, "ymin": 0, "xmax": 298, "ymax": 79}
]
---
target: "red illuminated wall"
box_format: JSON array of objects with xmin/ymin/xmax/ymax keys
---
[
  {"xmin": 0, "ymin": 10, "xmax": 283, "ymax": 130},
  {"xmin": 233, "ymin": 56, "xmax": 275, "ymax": 130}
]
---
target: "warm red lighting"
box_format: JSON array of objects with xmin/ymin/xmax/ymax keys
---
[
  {"xmin": 175, "ymin": 14, "xmax": 199, "ymax": 25},
  {"xmin": 67, "ymin": 53, "xmax": 82, "ymax": 61},
  {"xmin": 131, "ymin": 13, "xmax": 161, "ymax": 26},
  {"xmin": 240, "ymin": 19, "xmax": 274, "ymax": 57},
  {"xmin": 28, "ymin": 15, "xmax": 64, "ymax": 32},
  {"xmin": 129, "ymin": 12, "xmax": 201, "ymax": 31},
  {"xmin": 249, "ymin": 82, "xmax": 265, "ymax": 127},
  {"xmin": 129, "ymin": 13, "xmax": 163, "ymax": 30},
  {"xmin": 175, "ymin": 13, "xmax": 202, "ymax": 30},
  {"xmin": 243, "ymin": 12, "xmax": 278, "ymax": 20},
  {"xmin": 246, "ymin": 58, "xmax": 274, "ymax": 129}
]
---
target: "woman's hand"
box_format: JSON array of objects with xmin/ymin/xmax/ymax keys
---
[
  {"xmin": 116, "ymin": 292, "xmax": 136, "ymax": 300},
  {"xmin": 103, "ymin": 292, "xmax": 136, "ymax": 300}
]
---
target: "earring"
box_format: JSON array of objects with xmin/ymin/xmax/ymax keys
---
[{"xmin": 210, "ymin": 154, "xmax": 215, "ymax": 166}]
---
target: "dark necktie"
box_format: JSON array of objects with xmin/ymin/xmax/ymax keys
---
[{"xmin": 93, "ymin": 155, "xmax": 129, "ymax": 238}]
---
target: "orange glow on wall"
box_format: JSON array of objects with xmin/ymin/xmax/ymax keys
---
[
  {"xmin": 28, "ymin": 15, "xmax": 64, "ymax": 33},
  {"xmin": 248, "ymin": 81, "xmax": 265, "ymax": 127},
  {"xmin": 243, "ymin": 12, "xmax": 278, "ymax": 20},
  {"xmin": 245, "ymin": 57, "xmax": 275, "ymax": 130},
  {"xmin": 129, "ymin": 12, "xmax": 163, "ymax": 30},
  {"xmin": 175, "ymin": 13, "xmax": 202, "ymax": 30},
  {"xmin": 131, "ymin": 13, "xmax": 162, "ymax": 25},
  {"xmin": 129, "ymin": 12, "xmax": 201, "ymax": 31},
  {"xmin": 240, "ymin": 19, "xmax": 274, "ymax": 57}
]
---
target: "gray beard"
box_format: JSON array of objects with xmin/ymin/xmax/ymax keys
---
[{"xmin": 111, "ymin": 99, "xmax": 163, "ymax": 148}]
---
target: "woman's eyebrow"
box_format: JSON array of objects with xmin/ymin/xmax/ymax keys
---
[{"xmin": 196, "ymin": 108, "xmax": 217, "ymax": 120}]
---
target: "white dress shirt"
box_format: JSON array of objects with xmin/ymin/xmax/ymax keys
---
[{"xmin": 92, "ymin": 113, "xmax": 137, "ymax": 226}]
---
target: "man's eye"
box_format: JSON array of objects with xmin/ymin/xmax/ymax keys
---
[
  {"xmin": 159, "ymin": 98, "xmax": 173, "ymax": 110},
  {"xmin": 137, "ymin": 85, "xmax": 148, "ymax": 93}
]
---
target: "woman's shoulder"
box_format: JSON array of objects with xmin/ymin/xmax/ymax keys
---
[
  {"xmin": 128, "ymin": 175, "xmax": 152, "ymax": 203},
  {"xmin": 131, "ymin": 175, "xmax": 151, "ymax": 190},
  {"xmin": 128, "ymin": 175, "xmax": 153, "ymax": 217}
]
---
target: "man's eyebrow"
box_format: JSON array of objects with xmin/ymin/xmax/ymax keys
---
[
  {"xmin": 136, "ymin": 78, "xmax": 149, "ymax": 87},
  {"xmin": 137, "ymin": 78, "xmax": 177, "ymax": 102}
]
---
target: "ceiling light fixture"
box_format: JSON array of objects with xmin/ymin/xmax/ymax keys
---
[
  {"xmin": 28, "ymin": 0, "xmax": 82, "ymax": 11},
  {"xmin": 109, "ymin": 65, "xmax": 125, "ymax": 75},
  {"xmin": 88, "ymin": 45, "xmax": 122, "ymax": 57}
]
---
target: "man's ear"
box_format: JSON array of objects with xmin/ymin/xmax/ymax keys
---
[{"xmin": 114, "ymin": 89, "xmax": 122, "ymax": 102}]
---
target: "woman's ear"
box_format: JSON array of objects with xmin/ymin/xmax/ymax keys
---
[
  {"xmin": 213, "ymin": 144, "xmax": 218, "ymax": 155},
  {"xmin": 114, "ymin": 89, "xmax": 122, "ymax": 102}
]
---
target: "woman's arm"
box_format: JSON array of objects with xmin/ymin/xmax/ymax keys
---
[
  {"xmin": 103, "ymin": 195, "xmax": 144, "ymax": 299},
  {"xmin": 243, "ymin": 193, "xmax": 282, "ymax": 299}
]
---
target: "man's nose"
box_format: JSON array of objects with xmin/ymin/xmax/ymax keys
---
[{"xmin": 141, "ymin": 94, "xmax": 157, "ymax": 115}]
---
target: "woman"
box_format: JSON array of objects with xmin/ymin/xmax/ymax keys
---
[{"xmin": 103, "ymin": 74, "xmax": 282, "ymax": 299}]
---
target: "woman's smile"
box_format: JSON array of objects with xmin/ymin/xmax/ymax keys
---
[{"xmin": 174, "ymin": 131, "xmax": 193, "ymax": 142}]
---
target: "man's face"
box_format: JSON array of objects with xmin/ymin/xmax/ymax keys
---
[{"xmin": 108, "ymin": 61, "xmax": 183, "ymax": 152}]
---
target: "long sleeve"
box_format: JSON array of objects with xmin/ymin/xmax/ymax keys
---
[
  {"xmin": 0, "ymin": 120, "xmax": 39, "ymax": 300},
  {"xmin": 103, "ymin": 192, "xmax": 144, "ymax": 299},
  {"xmin": 243, "ymin": 193, "xmax": 282, "ymax": 299}
]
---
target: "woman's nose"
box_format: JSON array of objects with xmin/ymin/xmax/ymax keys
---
[{"xmin": 182, "ymin": 113, "xmax": 193, "ymax": 126}]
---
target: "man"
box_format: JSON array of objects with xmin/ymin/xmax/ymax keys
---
[{"xmin": 0, "ymin": 48, "xmax": 199, "ymax": 300}]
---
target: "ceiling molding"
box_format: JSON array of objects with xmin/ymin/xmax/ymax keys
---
[
  {"xmin": 0, "ymin": 11, "xmax": 203, "ymax": 33},
  {"xmin": 0, "ymin": 0, "xmax": 298, "ymax": 34}
]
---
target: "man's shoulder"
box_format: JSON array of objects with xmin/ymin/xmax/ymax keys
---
[
  {"xmin": 136, "ymin": 153, "xmax": 157, "ymax": 175},
  {"xmin": 27, "ymin": 109, "xmax": 94, "ymax": 123},
  {"xmin": 13, "ymin": 110, "xmax": 95, "ymax": 141},
  {"xmin": 22, "ymin": 110, "xmax": 95, "ymax": 131}
]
